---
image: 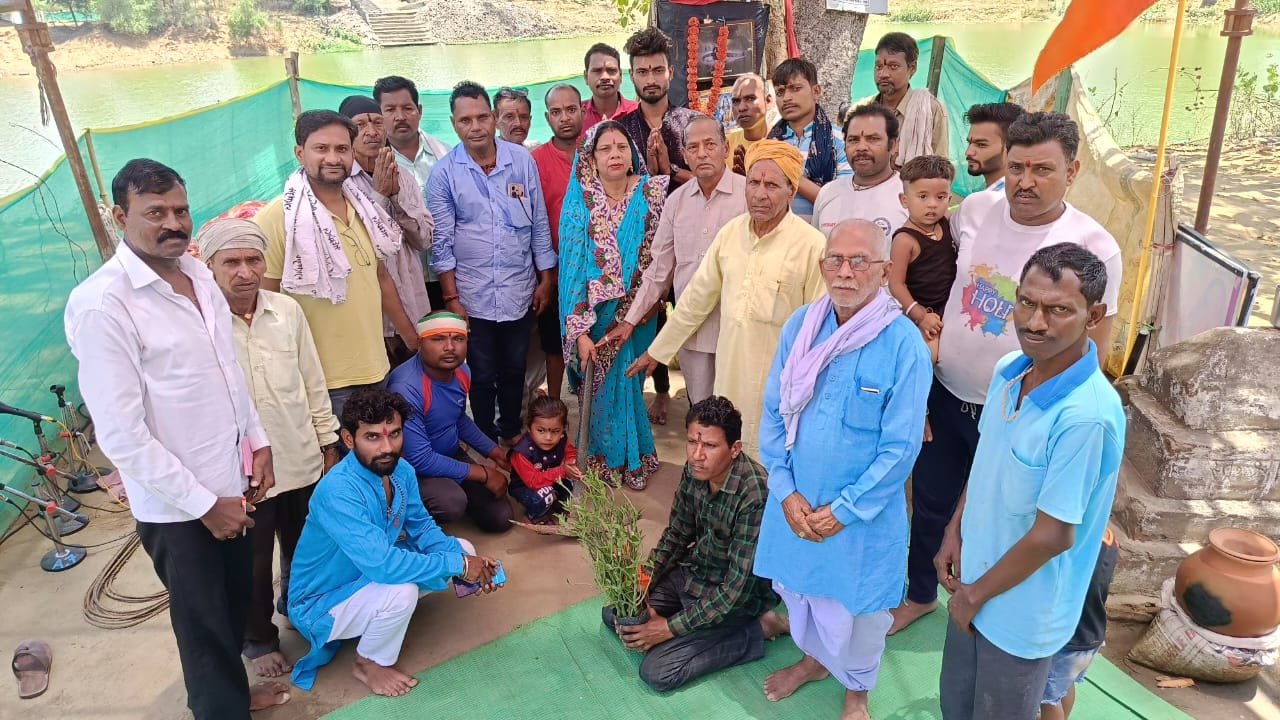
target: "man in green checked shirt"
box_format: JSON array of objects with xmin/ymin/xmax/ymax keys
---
[{"xmin": 612, "ymin": 396, "xmax": 790, "ymax": 691}]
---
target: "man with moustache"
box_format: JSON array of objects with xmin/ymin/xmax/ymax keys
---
[
  {"xmin": 891, "ymin": 112, "xmax": 1123, "ymax": 635},
  {"xmin": 861, "ymin": 32, "xmax": 948, "ymax": 165},
  {"xmin": 195, "ymin": 217, "xmax": 341, "ymax": 681},
  {"xmin": 755, "ymin": 220, "xmax": 930, "ymax": 720},
  {"xmin": 65, "ymin": 159, "xmax": 286, "ymax": 718},
  {"xmin": 937, "ymin": 244, "xmax": 1124, "ymax": 720},
  {"xmin": 727, "ymin": 73, "xmax": 778, "ymax": 175},
  {"xmin": 613, "ymin": 396, "xmax": 788, "ymax": 692},
  {"xmin": 603, "ymin": 115, "xmax": 747, "ymax": 406},
  {"xmin": 428, "ymin": 81, "xmax": 556, "ymax": 446},
  {"xmin": 339, "ymin": 94, "xmax": 434, "ymax": 367},
  {"xmin": 495, "ymin": 87, "xmax": 535, "ymax": 147},
  {"xmin": 254, "ymin": 110, "xmax": 420, "ymax": 418},
  {"xmin": 627, "ymin": 140, "xmax": 827, "ymax": 455},
  {"xmin": 375, "ymin": 75, "xmax": 453, "ymax": 307},
  {"xmin": 288, "ymin": 389, "xmax": 504, "ymax": 696},
  {"xmin": 582, "ymin": 43, "xmax": 639, "ymax": 132},
  {"xmin": 616, "ymin": 27, "xmax": 701, "ymax": 188},
  {"xmin": 812, "ymin": 104, "xmax": 909, "ymax": 241},
  {"xmin": 529, "ymin": 83, "xmax": 585, "ymax": 401},
  {"xmin": 951, "ymin": 102, "xmax": 1025, "ymax": 235}
]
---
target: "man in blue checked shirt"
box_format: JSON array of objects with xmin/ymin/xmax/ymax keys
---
[{"xmin": 428, "ymin": 80, "xmax": 557, "ymax": 446}]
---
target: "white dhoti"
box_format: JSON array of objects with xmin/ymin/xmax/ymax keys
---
[
  {"xmin": 774, "ymin": 581, "xmax": 893, "ymax": 692},
  {"xmin": 326, "ymin": 538, "xmax": 475, "ymax": 666}
]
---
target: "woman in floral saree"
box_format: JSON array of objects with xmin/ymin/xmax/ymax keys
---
[{"xmin": 558, "ymin": 120, "xmax": 668, "ymax": 490}]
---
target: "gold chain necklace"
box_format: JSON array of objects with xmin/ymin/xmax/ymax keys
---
[{"xmin": 1000, "ymin": 365, "xmax": 1034, "ymax": 422}]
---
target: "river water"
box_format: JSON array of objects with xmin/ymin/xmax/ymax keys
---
[{"xmin": 1, "ymin": 20, "xmax": 1277, "ymax": 195}]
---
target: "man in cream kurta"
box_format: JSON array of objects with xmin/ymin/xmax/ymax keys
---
[
  {"xmin": 629, "ymin": 140, "xmax": 826, "ymax": 454},
  {"xmin": 196, "ymin": 217, "xmax": 342, "ymax": 680}
]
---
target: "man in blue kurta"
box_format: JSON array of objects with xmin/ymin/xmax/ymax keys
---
[
  {"xmin": 288, "ymin": 389, "xmax": 504, "ymax": 696},
  {"xmin": 936, "ymin": 244, "xmax": 1124, "ymax": 720},
  {"xmin": 755, "ymin": 219, "xmax": 931, "ymax": 720},
  {"xmin": 387, "ymin": 311, "xmax": 514, "ymax": 532}
]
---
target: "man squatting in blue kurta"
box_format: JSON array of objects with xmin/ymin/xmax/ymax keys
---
[
  {"xmin": 287, "ymin": 389, "xmax": 505, "ymax": 697},
  {"xmin": 754, "ymin": 219, "xmax": 932, "ymax": 720}
]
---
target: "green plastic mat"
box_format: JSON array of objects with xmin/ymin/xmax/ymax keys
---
[{"xmin": 322, "ymin": 597, "xmax": 1188, "ymax": 720}]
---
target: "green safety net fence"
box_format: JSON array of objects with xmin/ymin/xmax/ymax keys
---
[{"xmin": 0, "ymin": 38, "xmax": 1002, "ymax": 533}]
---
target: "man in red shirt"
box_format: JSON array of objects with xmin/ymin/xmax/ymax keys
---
[
  {"xmin": 582, "ymin": 43, "xmax": 639, "ymax": 131},
  {"xmin": 529, "ymin": 83, "xmax": 585, "ymax": 400}
]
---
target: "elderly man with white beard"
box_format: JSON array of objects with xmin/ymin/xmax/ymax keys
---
[{"xmin": 754, "ymin": 219, "xmax": 932, "ymax": 720}]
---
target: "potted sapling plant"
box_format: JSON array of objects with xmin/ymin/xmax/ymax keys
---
[{"xmin": 563, "ymin": 467, "xmax": 651, "ymax": 638}]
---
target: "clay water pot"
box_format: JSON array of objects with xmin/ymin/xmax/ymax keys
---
[{"xmin": 1173, "ymin": 527, "xmax": 1280, "ymax": 638}]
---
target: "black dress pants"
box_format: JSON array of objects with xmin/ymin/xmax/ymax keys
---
[{"xmin": 137, "ymin": 518, "xmax": 253, "ymax": 720}]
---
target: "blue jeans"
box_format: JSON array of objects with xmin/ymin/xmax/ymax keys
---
[
  {"xmin": 509, "ymin": 479, "xmax": 572, "ymax": 520},
  {"xmin": 467, "ymin": 312, "xmax": 534, "ymax": 442},
  {"xmin": 1041, "ymin": 647, "xmax": 1099, "ymax": 706}
]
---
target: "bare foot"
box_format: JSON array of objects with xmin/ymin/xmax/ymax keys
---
[
  {"xmin": 759, "ymin": 610, "xmax": 790, "ymax": 641},
  {"xmin": 888, "ymin": 599, "xmax": 937, "ymax": 636},
  {"xmin": 763, "ymin": 655, "xmax": 828, "ymax": 702},
  {"xmin": 250, "ymin": 650, "xmax": 292, "ymax": 678},
  {"xmin": 647, "ymin": 393, "xmax": 669, "ymax": 425},
  {"xmin": 841, "ymin": 690, "xmax": 870, "ymax": 720},
  {"xmin": 352, "ymin": 655, "xmax": 419, "ymax": 697},
  {"xmin": 249, "ymin": 681, "xmax": 290, "ymax": 711}
]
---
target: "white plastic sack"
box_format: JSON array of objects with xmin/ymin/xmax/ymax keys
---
[{"xmin": 1128, "ymin": 578, "xmax": 1280, "ymax": 683}]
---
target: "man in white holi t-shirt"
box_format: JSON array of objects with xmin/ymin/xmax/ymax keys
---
[
  {"xmin": 890, "ymin": 111, "xmax": 1122, "ymax": 635},
  {"xmin": 951, "ymin": 102, "xmax": 1024, "ymax": 236},
  {"xmin": 812, "ymin": 103, "xmax": 909, "ymax": 242}
]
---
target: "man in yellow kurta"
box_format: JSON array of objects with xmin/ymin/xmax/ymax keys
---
[{"xmin": 627, "ymin": 141, "xmax": 827, "ymax": 454}]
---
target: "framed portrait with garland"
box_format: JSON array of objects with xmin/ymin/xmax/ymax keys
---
[{"xmin": 655, "ymin": 0, "xmax": 771, "ymax": 112}]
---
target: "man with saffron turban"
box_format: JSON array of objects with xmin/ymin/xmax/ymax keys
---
[{"xmin": 628, "ymin": 140, "xmax": 827, "ymax": 454}]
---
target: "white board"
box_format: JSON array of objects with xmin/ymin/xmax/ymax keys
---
[{"xmin": 825, "ymin": 0, "xmax": 889, "ymax": 14}]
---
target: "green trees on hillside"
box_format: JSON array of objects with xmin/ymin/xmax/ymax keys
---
[{"xmin": 97, "ymin": 0, "xmax": 213, "ymax": 35}]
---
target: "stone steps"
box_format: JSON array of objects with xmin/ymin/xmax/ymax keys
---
[
  {"xmin": 1113, "ymin": 460, "xmax": 1280, "ymax": 541},
  {"xmin": 353, "ymin": 0, "xmax": 437, "ymax": 47},
  {"xmin": 1109, "ymin": 521, "xmax": 1196, "ymax": 600},
  {"xmin": 1119, "ymin": 376, "xmax": 1280, "ymax": 501}
]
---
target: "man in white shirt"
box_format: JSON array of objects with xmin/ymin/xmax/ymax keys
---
[
  {"xmin": 64, "ymin": 160, "xmax": 288, "ymax": 718},
  {"xmin": 604, "ymin": 115, "xmax": 747, "ymax": 405},
  {"xmin": 951, "ymin": 102, "xmax": 1025, "ymax": 236},
  {"xmin": 812, "ymin": 104, "xmax": 909, "ymax": 241},
  {"xmin": 376, "ymin": 75, "xmax": 453, "ymax": 308},
  {"xmin": 890, "ymin": 112, "xmax": 1123, "ymax": 635},
  {"xmin": 196, "ymin": 217, "xmax": 342, "ymax": 680}
]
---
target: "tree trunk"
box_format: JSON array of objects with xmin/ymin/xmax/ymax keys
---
[{"xmin": 790, "ymin": 0, "xmax": 868, "ymax": 118}]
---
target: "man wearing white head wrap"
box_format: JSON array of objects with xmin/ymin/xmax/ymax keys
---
[{"xmin": 197, "ymin": 216, "xmax": 342, "ymax": 680}]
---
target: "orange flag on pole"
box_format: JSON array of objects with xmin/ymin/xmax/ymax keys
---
[{"xmin": 1032, "ymin": 0, "xmax": 1161, "ymax": 92}]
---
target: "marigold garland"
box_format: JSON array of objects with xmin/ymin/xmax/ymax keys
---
[{"xmin": 686, "ymin": 19, "xmax": 730, "ymax": 117}]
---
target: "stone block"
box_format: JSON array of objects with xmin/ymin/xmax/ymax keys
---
[
  {"xmin": 1114, "ymin": 462, "xmax": 1280, "ymax": 541},
  {"xmin": 1122, "ymin": 383, "xmax": 1280, "ymax": 501},
  {"xmin": 1141, "ymin": 327, "xmax": 1280, "ymax": 432},
  {"xmin": 1109, "ymin": 523, "xmax": 1195, "ymax": 600}
]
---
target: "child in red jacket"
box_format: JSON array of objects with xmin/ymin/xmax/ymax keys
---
[{"xmin": 509, "ymin": 396, "xmax": 581, "ymax": 524}]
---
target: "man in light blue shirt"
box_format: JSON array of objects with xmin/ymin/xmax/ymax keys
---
[
  {"xmin": 767, "ymin": 58, "xmax": 852, "ymax": 221},
  {"xmin": 754, "ymin": 220, "xmax": 931, "ymax": 720},
  {"xmin": 936, "ymin": 243, "xmax": 1125, "ymax": 720},
  {"xmin": 288, "ymin": 389, "xmax": 503, "ymax": 695},
  {"xmin": 428, "ymin": 81, "xmax": 556, "ymax": 445}
]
